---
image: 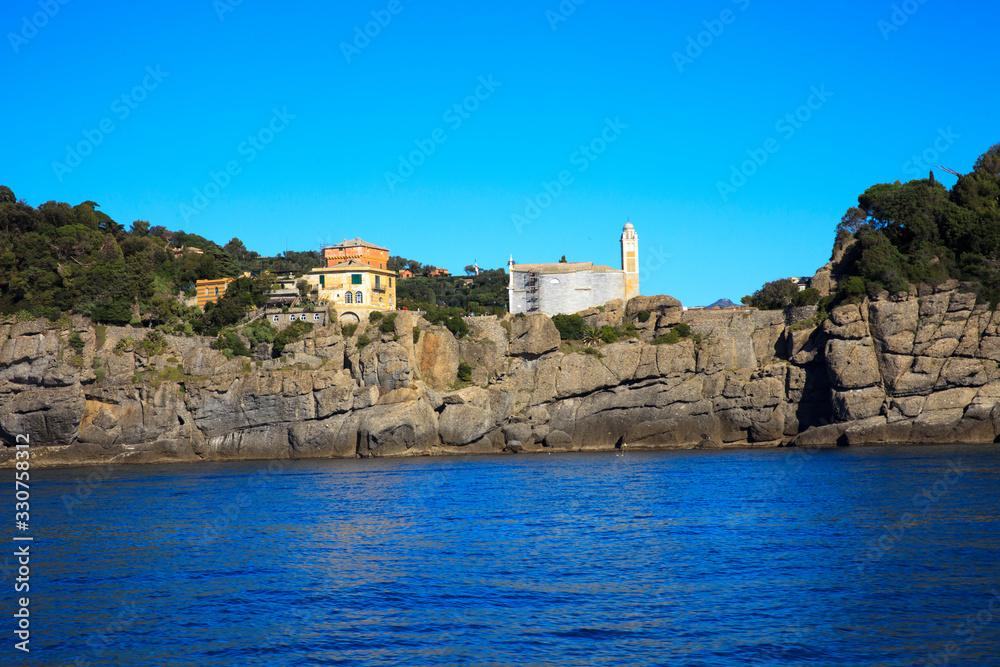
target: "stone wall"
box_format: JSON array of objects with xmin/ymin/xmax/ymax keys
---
[{"xmin": 509, "ymin": 268, "xmax": 625, "ymax": 316}]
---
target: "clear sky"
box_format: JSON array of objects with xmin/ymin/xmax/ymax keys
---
[{"xmin": 3, "ymin": 0, "xmax": 997, "ymax": 306}]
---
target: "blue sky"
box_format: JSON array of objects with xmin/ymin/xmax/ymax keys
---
[{"xmin": 3, "ymin": 0, "xmax": 997, "ymax": 306}]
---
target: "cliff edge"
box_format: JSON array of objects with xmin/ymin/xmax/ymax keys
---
[{"xmin": 2, "ymin": 283, "xmax": 999, "ymax": 466}]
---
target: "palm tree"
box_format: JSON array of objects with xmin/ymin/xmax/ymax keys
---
[{"xmin": 582, "ymin": 326, "xmax": 600, "ymax": 347}]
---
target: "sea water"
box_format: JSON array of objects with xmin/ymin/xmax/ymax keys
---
[{"xmin": 15, "ymin": 444, "xmax": 1000, "ymax": 666}]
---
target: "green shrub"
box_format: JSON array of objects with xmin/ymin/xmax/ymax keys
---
[
  {"xmin": 379, "ymin": 312, "xmax": 398, "ymax": 334},
  {"xmin": 273, "ymin": 320, "xmax": 313, "ymax": 356},
  {"xmin": 841, "ymin": 276, "xmax": 866, "ymax": 302},
  {"xmin": 792, "ymin": 287, "xmax": 822, "ymax": 307},
  {"xmin": 341, "ymin": 323, "xmax": 358, "ymax": 337},
  {"xmin": 457, "ymin": 361, "xmax": 473, "ymax": 382},
  {"xmin": 141, "ymin": 330, "xmax": 168, "ymax": 356},
  {"xmin": 211, "ymin": 329, "xmax": 250, "ymax": 357},
  {"xmin": 413, "ymin": 326, "xmax": 421, "ymax": 343},
  {"xmin": 742, "ymin": 278, "xmax": 799, "ymax": 310},
  {"xmin": 245, "ymin": 319, "xmax": 275, "ymax": 347},
  {"xmin": 599, "ymin": 326, "xmax": 620, "ymax": 344},
  {"xmin": 446, "ymin": 315, "xmax": 469, "ymax": 339},
  {"xmin": 68, "ymin": 331, "xmax": 85, "ymax": 355},
  {"xmin": 652, "ymin": 330, "xmax": 681, "ymax": 345},
  {"xmin": 674, "ymin": 322, "xmax": 692, "ymax": 338},
  {"xmin": 552, "ymin": 314, "xmax": 586, "ymax": 340},
  {"xmin": 637, "ymin": 310, "xmax": 651, "ymax": 323},
  {"xmin": 357, "ymin": 333, "xmax": 371, "ymax": 349},
  {"xmin": 368, "ymin": 311, "xmax": 384, "ymax": 322},
  {"xmin": 583, "ymin": 347, "xmax": 603, "ymax": 358}
]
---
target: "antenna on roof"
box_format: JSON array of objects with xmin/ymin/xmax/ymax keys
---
[{"xmin": 935, "ymin": 165, "xmax": 962, "ymax": 178}]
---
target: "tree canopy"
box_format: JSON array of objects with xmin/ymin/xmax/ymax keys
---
[{"xmin": 744, "ymin": 142, "xmax": 1000, "ymax": 309}]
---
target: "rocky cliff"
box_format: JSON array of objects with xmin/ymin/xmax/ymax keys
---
[{"xmin": 3, "ymin": 284, "xmax": 1000, "ymax": 466}]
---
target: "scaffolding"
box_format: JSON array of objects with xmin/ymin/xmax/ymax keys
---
[{"xmin": 525, "ymin": 272, "xmax": 540, "ymax": 312}]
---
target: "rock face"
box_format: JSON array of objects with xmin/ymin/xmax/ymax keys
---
[
  {"xmin": 508, "ymin": 315, "xmax": 560, "ymax": 359},
  {"xmin": 4, "ymin": 284, "xmax": 1000, "ymax": 467}
]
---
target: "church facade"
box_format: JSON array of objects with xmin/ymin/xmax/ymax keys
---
[{"xmin": 507, "ymin": 222, "xmax": 640, "ymax": 316}]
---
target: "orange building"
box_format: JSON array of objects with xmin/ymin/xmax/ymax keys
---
[
  {"xmin": 398, "ymin": 269, "xmax": 414, "ymax": 279},
  {"xmin": 323, "ymin": 238, "xmax": 390, "ymax": 270},
  {"xmin": 428, "ymin": 267, "xmax": 451, "ymax": 277},
  {"xmin": 196, "ymin": 277, "xmax": 234, "ymax": 309}
]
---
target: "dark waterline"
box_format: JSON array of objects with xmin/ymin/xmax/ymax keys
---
[{"xmin": 16, "ymin": 444, "xmax": 1000, "ymax": 666}]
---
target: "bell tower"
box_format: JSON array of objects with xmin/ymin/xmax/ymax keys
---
[{"xmin": 621, "ymin": 221, "xmax": 639, "ymax": 300}]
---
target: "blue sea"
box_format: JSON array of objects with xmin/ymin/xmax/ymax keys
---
[{"xmin": 13, "ymin": 444, "xmax": 1000, "ymax": 666}]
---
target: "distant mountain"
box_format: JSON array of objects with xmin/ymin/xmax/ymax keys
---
[{"xmin": 706, "ymin": 298, "xmax": 736, "ymax": 309}]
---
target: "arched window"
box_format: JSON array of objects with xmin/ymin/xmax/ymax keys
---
[
  {"xmin": 345, "ymin": 292, "xmax": 352, "ymax": 304},
  {"xmin": 355, "ymin": 291, "xmax": 363, "ymax": 304}
]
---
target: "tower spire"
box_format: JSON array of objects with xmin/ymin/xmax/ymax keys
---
[{"xmin": 621, "ymin": 220, "xmax": 639, "ymax": 301}]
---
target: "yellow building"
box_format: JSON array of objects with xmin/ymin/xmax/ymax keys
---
[
  {"xmin": 306, "ymin": 258, "xmax": 396, "ymax": 323},
  {"xmin": 196, "ymin": 277, "xmax": 234, "ymax": 309}
]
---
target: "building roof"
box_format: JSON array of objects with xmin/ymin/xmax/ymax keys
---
[
  {"xmin": 324, "ymin": 238, "xmax": 388, "ymax": 252},
  {"xmin": 510, "ymin": 261, "xmax": 622, "ymax": 275}
]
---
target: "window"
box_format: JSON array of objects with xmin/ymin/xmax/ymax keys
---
[
  {"xmin": 314, "ymin": 313, "xmax": 320, "ymax": 320},
  {"xmin": 375, "ymin": 275, "xmax": 380, "ymax": 289},
  {"xmin": 355, "ymin": 291, "xmax": 363, "ymax": 304},
  {"xmin": 345, "ymin": 292, "xmax": 352, "ymax": 303},
  {"xmin": 214, "ymin": 287, "xmax": 219, "ymax": 296},
  {"xmin": 273, "ymin": 315, "xmax": 279, "ymax": 322},
  {"xmin": 351, "ymin": 274, "xmax": 362, "ymax": 285},
  {"xmin": 319, "ymin": 275, "xmax": 325, "ymax": 287}
]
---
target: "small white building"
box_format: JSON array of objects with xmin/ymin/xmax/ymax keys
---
[{"xmin": 507, "ymin": 222, "xmax": 640, "ymax": 316}]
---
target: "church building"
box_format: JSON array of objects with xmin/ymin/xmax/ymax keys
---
[{"xmin": 507, "ymin": 222, "xmax": 640, "ymax": 316}]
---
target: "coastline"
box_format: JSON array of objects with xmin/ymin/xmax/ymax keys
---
[{"xmin": 5, "ymin": 283, "xmax": 1000, "ymax": 468}]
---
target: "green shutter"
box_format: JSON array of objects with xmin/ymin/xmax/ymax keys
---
[
  {"xmin": 352, "ymin": 274, "xmax": 362, "ymax": 285},
  {"xmin": 319, "ymin": 275, "xmax": 325, "ymax": 287}
]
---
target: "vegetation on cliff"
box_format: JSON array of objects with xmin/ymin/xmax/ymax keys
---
[
  {"xmin": 0, "ymin": 190, "xmax": 319, "ymax": 328},
  {"xmin": 744, "ymin": 142, "xmax": 1000, "ymax": 308}
]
